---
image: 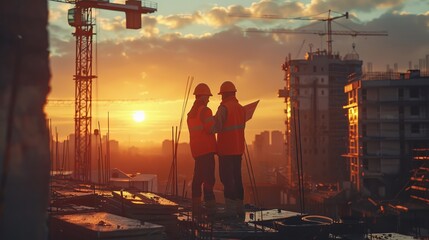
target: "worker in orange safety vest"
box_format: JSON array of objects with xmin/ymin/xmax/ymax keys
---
[
  {"xmin": 187, "ymin": 83, "xmax": 217, "ymax": 221},
  {"xmin": 214, "ymin": 81, "xmax": 246, "ymax": 221}
]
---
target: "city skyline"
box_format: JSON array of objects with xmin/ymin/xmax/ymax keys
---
[{"xmin": 49, "ymin": 129, "xmax": 285, "ymax": 151}]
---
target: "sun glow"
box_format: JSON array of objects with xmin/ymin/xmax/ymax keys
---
[{"xmin": 133, "ymin": 111, "xmax": 146, "ymax": 122}]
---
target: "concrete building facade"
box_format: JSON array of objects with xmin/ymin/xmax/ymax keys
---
[
  {"xmin": 344, "ymin": 70, "xmax": 429, "ymax": 199},
  {"xmin": 279, "ymin": 50, "xmax": 362, "ymax": 186}
]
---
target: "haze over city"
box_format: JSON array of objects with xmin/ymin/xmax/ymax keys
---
[{"xmin": 46, "ymin": 0, "xmax": 429, "ymax": 146}]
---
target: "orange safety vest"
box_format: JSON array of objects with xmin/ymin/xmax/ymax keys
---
[
  {"xmin": 217, "ymin": 97, "xmax": 245, "ymax": 155},
  {"xmin": 187, "ymin": 105, "xmax": 216, "ymax": 158}
]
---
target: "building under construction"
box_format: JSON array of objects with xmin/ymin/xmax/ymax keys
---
[
  {"xmin": 279, "ymin": 49, "xmax": 362, "ymax": 188},
  {"xmin": 342, "ymin": 71, "xmax": 429, "ymax": 235},
  {"xmin": 344, "ymin": 69, "xmax": 429, "ymax": 199}
]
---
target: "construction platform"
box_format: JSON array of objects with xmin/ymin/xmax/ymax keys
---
[{"xmin": 49, "ymin": 179, "xmax": 423, "ymax": 240}]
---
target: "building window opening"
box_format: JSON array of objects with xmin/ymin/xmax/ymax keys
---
[
  {"xmin": 362, "ymin": 124, "xmax": 367, "ymax": 137},
  {"xmin": 410, "ymin": 106, "xmax": 420, "ymax": 116},
  {"xmin": 362, "ymin": 89, "xmax": 367, "ymax": 101},
  {"xmin": 398, "ymin": 88, "xmax": 404, "ymax": 99},
  {"xmin": 295, "ymin": 76, "xmax": 300, "ymax": 84},
  {"xmin": 409, "ymin": 87, "xmax": 419, "ymax": 98},
  {"xmin": 294, "ymin": 66, "xmax": 300, "ymax": 72},
  {"xmin": 363, "ymin": 159, "xmax": 368, "ymax": 169},
  {"xmin": 411, "ymin": 123, "xmax": 420, "ymax": 134}
]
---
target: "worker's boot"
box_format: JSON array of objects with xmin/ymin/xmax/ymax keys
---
[
  {"xmin": 221, "ymin": 198, "xmax": 237, "ymax": 221},
  {"xmin": 235, "ymin": 199, "xmax": 245, "ymax": 221},
  {"xmin": 204, "ymin": 199, "xmax": 217, "ymax": 221},
  {"xmin": 192, "ymin": 197, "xmax": 201, "ymax": 222}
]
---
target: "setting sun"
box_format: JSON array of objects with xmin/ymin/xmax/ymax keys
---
[{"xmin": 133, "ymin": 111, "xmax": 146, "ymax": 123}]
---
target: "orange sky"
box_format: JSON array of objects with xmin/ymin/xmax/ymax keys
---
[
  {"xmin": 45, "ymin": 94, "xmax": 284, "ymax": 147},
  {"xmin": 46, "ymin": 0, "xmax": 429, "ymax": 147}
]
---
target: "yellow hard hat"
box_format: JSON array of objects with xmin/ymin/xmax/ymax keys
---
[
  {"xmin": 193, "ymin": 83, "xmax": 212, "ymax": 96},
  {"xmin": 218, "ymin": 81, "xmax": 237, "ymax": 94}
]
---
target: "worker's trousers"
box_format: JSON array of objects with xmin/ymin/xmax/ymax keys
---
[
  {"xmin": 192, "ymin": 153, "xmax": 216, "ymax": 201},
  {"xmin": 219, "ymin": 155, "xmax": 243, "ymax": 200}
]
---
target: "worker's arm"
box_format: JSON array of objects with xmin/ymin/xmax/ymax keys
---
[
  {"xmin": 200, "ymin": 107, "xmax": 216, "ymax": 134},
  {"xmin": 213, "ymin": 104, "xmax": 227, "ymax": 133}
]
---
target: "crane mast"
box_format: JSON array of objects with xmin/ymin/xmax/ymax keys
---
[
  {"xmin": 324, "ymin": 10, "xmax": 347, "ymax": 56},
  {"xmin": 73, "ymin": 6, "xmax": 94, "ymax": 182},
  {"xmin": 51, "ymin": 0, "xmax": 157, "ymax": 182}
]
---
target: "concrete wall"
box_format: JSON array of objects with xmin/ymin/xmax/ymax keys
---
[{"xmin": 0, "ymin": 1, "xmax": 51, "ymax": 239}]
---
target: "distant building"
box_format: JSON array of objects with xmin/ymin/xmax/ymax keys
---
[
  {"xmin": 50, "ymin": 132, "xmax": 119, "ymax": 184},
  {"xmin": 253, "ymin": 131, "xmax": 270, "ymax": 161},
  {"xmin": 271, "ymin": 130, "xmax": 285, "ymax": 154},
  {"xmin": 426, "ymin": 54, "xmax": 429, "ymax": 72},
  {"xmin": 109, "ymin": 168, "xmax": 158, "ymax": 192},
  {"xmin": 161, "ymin": 139, "xmax": 190, "ymax": 156},
  {"xmin": 107, "ymin": 139, "xmax": 119, "ymax": 157},
  {"xmin": 344, "ymin": 69, "xmax": 429, "ymax": 199},
  {"xmin": 252, "ymin": 130, "xmax": 286, "ymax": 183},
  {"xmin": 279, "ymin": 50, "xmax": 362, "ymax": 186}
]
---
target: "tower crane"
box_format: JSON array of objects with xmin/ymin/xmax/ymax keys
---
[
  {"xmin": 50, "ymin": 0, "xmax": 157, "ymax": 182},
  {"xmin": 241, "ymin": 10, "xmax": 388, "ymax": 55}
]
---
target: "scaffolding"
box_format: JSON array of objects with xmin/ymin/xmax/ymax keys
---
[
  {"xmin": 279, "ymin": 51, "xmax": 361, "ymax": 186},
  {"xmin": 409, "ymin": 148, "xmax": 429, "ymax": 205}
]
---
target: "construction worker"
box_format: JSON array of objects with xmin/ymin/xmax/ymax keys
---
[
  {"xmin": 214, "ymin": 81, "xmax": 246, "ymax": 221},
  {"xmin": 187, "ymin": 83, "xmax": 217, "ymax": 221}
]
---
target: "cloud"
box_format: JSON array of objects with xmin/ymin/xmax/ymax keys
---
[
  {"xmin": 305, "ymin": 0, "xmax": 405, "ymax": 15},
  {"xmin": 98, "ymin": 16, "xmax": 125, "ymax": 31},
  {"xmin": 157, "ymin": 13, "xmax": 202, "ymax": 29},
  {"xmin": 48, "ymin": 24, "xmax": 75, "ymax": 57},
  {"xmin": 249, "ymin": 0, "xmax": 305, "ymax": 17},
  {"xmin": 153, "ymin": 1, "xmax": 306, "ymax": 30},
  {"xmin": 140, "ymin": 16, "xmax": 160, "ymax": 37},
  {"xmin": 49, "ymin": 9, "xmax": 429, "ymax": 99},
  {"xmin": 201, "ymin": 1, "xmax": 306, "ymax": 28},
  {"xmin": 355, "ymin": 11, "xmax": 429, "ymax": 70},
  {"xmin": 154, "ymin": 6, "xmax": 247, "ymax": 30},
  {"xmin": 50, "ymin": 25, "xmax": 286, "ymax": 100},
  {"xmin": 205, "ymin": 6, "xmax": 237, "ymax": 27},
  {"xmin": 145, "ymin": 0, "xmax": 405, "ymax": 32},
  {"xmin": 48, "ymin": 7, "xmax": 64, "ymax": 22}
]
